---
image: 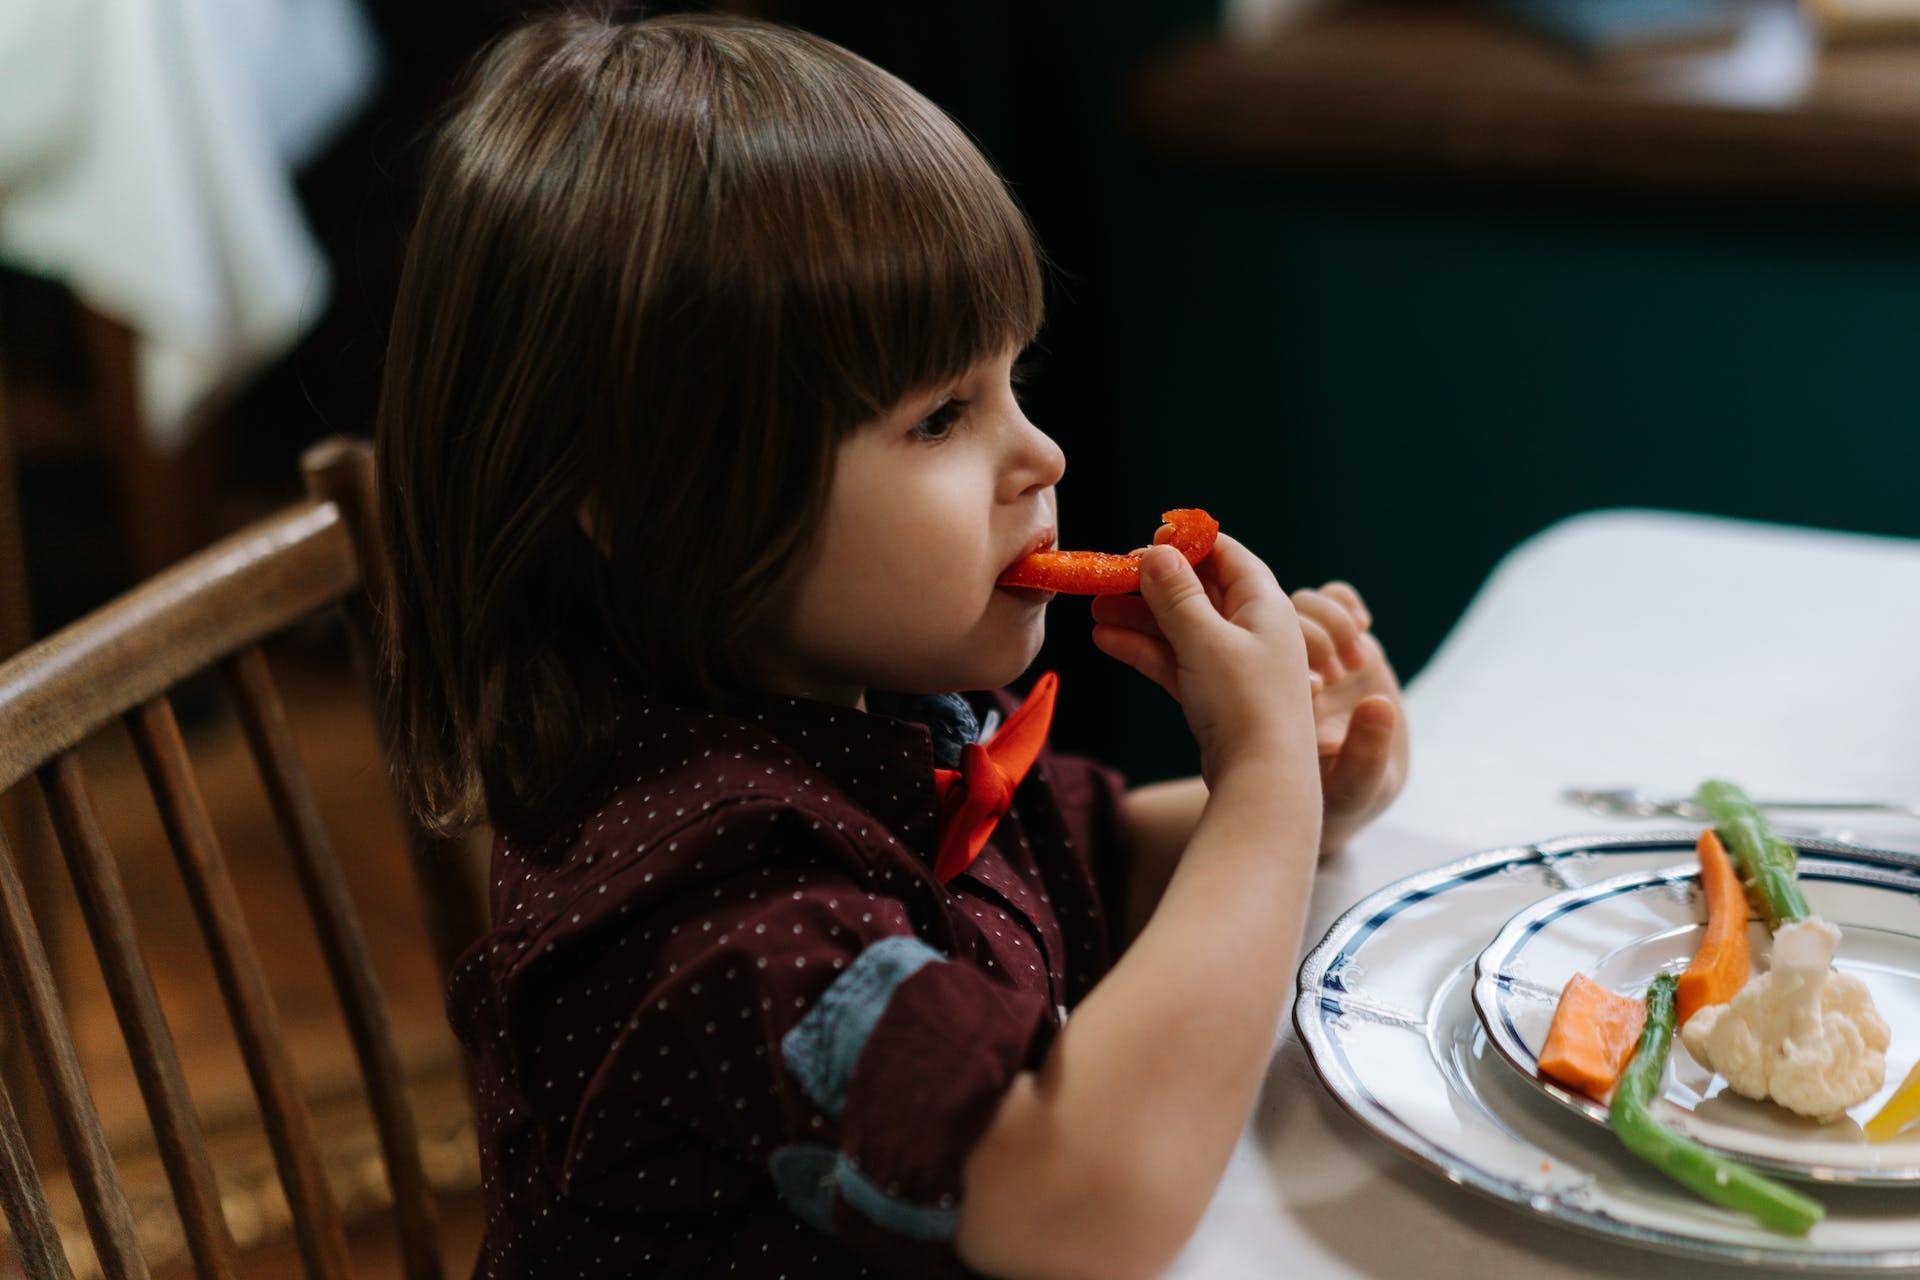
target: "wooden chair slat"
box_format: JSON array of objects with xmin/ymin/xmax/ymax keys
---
[
  {"xmin": 39, "ymin": 755, "xmax": 240, "ymax": 1279},
  {"xmin": 222, "ymin": 648, "xmax": 444, "ymax": 1280},
  {"xmin": 300, "ymin": 440, "xmax": 490, "ymax": 982},
  {"xmin": 0, "ymin": 502, "xmax": 358, "ymax": 794},
  {"xmin": 0, "ymin": 438, "xmax": 470, "ymax": 1274},
  {"xmin": 124, "ymin": 699, "xmax": 352, "ymax": 1280},
  {"xmin": 0, "ymin": 826, "xmax": 148, "ymax": 1278},
  {"xmin": 0, "ymin": 1067, "xmax": 75, "ymax": 1280}
]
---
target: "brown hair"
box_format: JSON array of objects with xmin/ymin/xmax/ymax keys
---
[{"xmin": 376, "ymin": 9, "xmax": 1044, "ymax": 838}]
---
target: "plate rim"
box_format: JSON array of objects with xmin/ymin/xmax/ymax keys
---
[
  {"xmin": 1470, "ymin": 855, "xmax": 1920, "ymax": 1185},
  {"xmin": 1294, "ymin": 829, "xmax": 1920, "ymax": 1272}
]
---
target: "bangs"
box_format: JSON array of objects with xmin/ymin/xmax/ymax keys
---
[{"xmin": 708, "ymin": 28, "xmax": 1047, "ymax": 431}]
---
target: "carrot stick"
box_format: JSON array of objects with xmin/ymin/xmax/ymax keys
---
[
  {"xmin": 998, "ymin": 508, "xmax": 1219, "ymax": 595},
  {"xmin": 1676, "ymin": 829, "xmax": 1751, "ymax": 1028},
  {"xmin": 1539, "ymin": 973, "xmax": 1648, "ymax": 1098}
]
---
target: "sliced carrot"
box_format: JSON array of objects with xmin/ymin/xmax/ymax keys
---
[
  {"xmin": 998, "ymin": 508, "xmax": 1219, "ymax": 595},
  {"xmin": 1538, "ymin": 973, "xmax": 1648, "ymax": 1098},
  {"xmin": 1676, "ymin": 828, "xmax": 1751, "ymax": 1028}
]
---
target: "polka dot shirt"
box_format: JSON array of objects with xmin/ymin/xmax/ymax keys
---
[{"xmin": 445, "ymin": 683, "xmax": 1132, "ymax": 1278}]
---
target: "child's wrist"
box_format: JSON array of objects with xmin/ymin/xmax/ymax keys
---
[
  {"xmin": 1208, "ymin": 735, "xmax": 1317, "ymax": 796},
  {"xmin": 1205, "ymin": 751, "xmax": 1322, "ymax": 836}
]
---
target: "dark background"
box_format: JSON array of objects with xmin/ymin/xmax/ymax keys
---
[{"xmin": 13, "ymin": 0, "xmax": 1920, "ymax": 783}]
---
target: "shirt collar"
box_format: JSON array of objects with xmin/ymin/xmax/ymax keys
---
[{"xmin": 870, "ymin": 690, "xmax": 980, "ymax": 768}]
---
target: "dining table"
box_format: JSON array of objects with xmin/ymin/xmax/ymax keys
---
[{"xmin": 1163, "ymin": 507, "xmax": 1920, "ymax": 1279}]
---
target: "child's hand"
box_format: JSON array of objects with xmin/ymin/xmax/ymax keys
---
[
  {"xmin": 1090, "ymin": 535, "xmax": 1317, "ymax": 792},
  {"xmin": 1290, "ymin": 581, "xmax": 1409, "ymax": 857}
]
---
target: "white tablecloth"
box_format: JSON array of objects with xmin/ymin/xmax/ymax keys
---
[
  {"xmin": 0, "ymin": 0, "xmax": 380, "ymax": 448},
  {"xmin": 1167, "ymin": 508, "xmax": 1920, "ymax": 1279}
]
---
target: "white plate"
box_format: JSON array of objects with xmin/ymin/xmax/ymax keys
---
[
  {"xmin": 1295, "ymin": 833, "xmax": 1920, "ymax": 1271},
  {"xmin": 1473, "ymin": 858, "xmax": 1920, "ymax": 1185}
]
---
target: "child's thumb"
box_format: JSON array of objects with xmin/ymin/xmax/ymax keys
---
[{"xmin": 1138, "ymin": 544, "xmax": 1218, "ymax": 648}]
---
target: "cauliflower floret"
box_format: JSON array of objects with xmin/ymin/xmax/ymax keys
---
[{"xmin": 1679, "ymin": 917, "xmax": 1890, "ymax": 1120}]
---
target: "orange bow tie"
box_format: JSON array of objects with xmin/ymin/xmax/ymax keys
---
[{"xmin": 929, "ymin": 672, "xmax": 1058, "ymax": 883}]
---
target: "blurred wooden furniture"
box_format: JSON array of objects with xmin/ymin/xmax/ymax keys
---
[
  {"xmin": 1128, "ymin": 2, "xmax": 1920, "ymax": 202},
  {"xmin": 0, "ymin": 438, "xmax": 488, "ymax": 1278},
  {"xmin": 0, "ymin": 282, "xmax": 216, "ymax": 586},
  {"xmin": 0, "ymin": 303, "xmax": 66, "ymax": 1168}
]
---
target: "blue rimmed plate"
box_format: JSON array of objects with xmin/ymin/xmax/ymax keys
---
[
  {"xmin": 1296, "ymin": 833, "xmax": 1920, "ymax": 1271},
  {"xmin": 1472, "ymin": 856, "xmax": 1920, "ymax": 1185}
]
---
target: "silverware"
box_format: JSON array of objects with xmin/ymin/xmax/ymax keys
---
[{"xmin": 1561, "ymin": 787, "xmax": 1920, "ymax": 821}]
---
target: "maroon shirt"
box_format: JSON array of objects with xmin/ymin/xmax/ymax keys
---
[{"xmin": 446, "ymin": 682, "xmax": 1134, "ymax": 1278}]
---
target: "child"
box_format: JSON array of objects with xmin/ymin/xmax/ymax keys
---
[{"xmin": 375, "ymin": 11, "xmax": 1408, "ymax": 1279}]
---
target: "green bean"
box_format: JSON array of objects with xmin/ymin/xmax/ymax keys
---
[
  {"xmin": 1693, "ymin": 779, "xmax": 1811, "ymax": 925},
  {"xmin": 1608, "ymin": 973, "xmax": 1824, "ymax": 1235}
]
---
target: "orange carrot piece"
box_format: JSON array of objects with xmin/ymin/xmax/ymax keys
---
[
  {"xmin": 1676, "ymin": 828, "xmax": 1751, "ymax": 1028},
  {"xmin": 998, "ymin": 508, "xmax": 1219, "ymax": 595},
  {"xmin": 1539, "ymin": 974, "xmax": 1648, "ymax": 1098}
]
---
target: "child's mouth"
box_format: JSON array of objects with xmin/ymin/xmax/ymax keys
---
[{"xmin": 997, "ymin": 529, "xmax": 1058, "ymax": 605}]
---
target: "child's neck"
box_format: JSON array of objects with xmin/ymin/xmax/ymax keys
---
[
  {"xmin": 739, "ymin": 635, "xmax": 868, "ymax": 710},
  {"xmin": 751, "ymin": 662, "xmax": 867, "ymax": 711}
]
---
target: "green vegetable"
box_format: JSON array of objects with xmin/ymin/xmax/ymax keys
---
[
  {"xmin": 1608, "ymin": 973, "xmax": 1825, "ymax": 1235},
  {"xmin": 1693, "ymin": 779, "xmax": 1811, "ymax": 925}
]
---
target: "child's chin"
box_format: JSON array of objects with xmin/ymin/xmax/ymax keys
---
[{"xmin": 976, "ymin": 624, "xmax": 1046, "ymax": 689}]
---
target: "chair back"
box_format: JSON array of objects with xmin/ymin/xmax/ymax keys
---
[{"xmin": 0, "ymin": 437, "xmax": 486, "ymax": 1279}]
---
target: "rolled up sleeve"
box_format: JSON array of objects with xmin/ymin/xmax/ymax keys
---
[
  {"xmin": 547, "ymin": 834, "xmax": 1056, "ymax": 1276},
  {"xmin": 777, "ymin": 936, "xmax": 1056, "ymax": 1260}
]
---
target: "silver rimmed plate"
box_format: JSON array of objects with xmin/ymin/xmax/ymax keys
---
[
  {"xmin": 1473, "ymin": 857, "xmax": 1920, "ymax": 1185},
  {"xmin": 1295, "ymin": 833, "xmax": 1920, "ymax": 1271}
]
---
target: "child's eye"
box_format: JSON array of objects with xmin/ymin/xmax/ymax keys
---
[{"xmin": 910, "ymin": 399, "xmax": 966, "ymax": 442}]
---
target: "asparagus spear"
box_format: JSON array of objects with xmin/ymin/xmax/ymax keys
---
[
  {"xmin": 1609, "ymin": 973, "xmax": 1825, "ymax": 1235},
  {"xmin": 1692, "ymin": 779, "xmax": 1811, "ymax": 925}
]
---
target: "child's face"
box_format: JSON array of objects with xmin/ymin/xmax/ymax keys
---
[{"xmin": 763, "ymin": 346, "xmax": 1065, "ymax": 704}]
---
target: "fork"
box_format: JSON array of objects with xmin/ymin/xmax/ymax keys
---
[{"xmin": 1562, "ymin": 787, "xmax": 1920, "ymax": 822}]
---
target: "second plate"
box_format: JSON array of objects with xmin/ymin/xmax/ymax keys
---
[{"xmin": 1473, "ymin": 856, "xmax": 1920, "ymax": 1184}]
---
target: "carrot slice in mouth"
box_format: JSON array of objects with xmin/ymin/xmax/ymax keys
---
[{"xmin": 998, "ymin": 508, "xmax": 1220, "ymax": 595}]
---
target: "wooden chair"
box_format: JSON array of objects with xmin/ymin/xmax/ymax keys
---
[{"xmin": 0, "ymin": 437, "xmax": 489, "ymax": 1279}]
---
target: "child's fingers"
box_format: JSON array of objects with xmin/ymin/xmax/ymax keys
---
[
  {"xmin": 1293, "ymin": 589, "xmax": 1365, "ymax": 665},
  {"xmin": 1090, "ymin": 593, "xmax": 1161, "ymax": 637},
  {"xmin": 1297, "ymin": 617, "xmax": 1341, "ymax": 680},
  {"xmin": 1192, "ymin": 532, "xmax": 1285, "ymax": 626},
  {"xmin": 1091, "ymin": 621, "xmax": 1180, "ymax": 699},
  {"xmin": 1323, "ymin": 695, "xmax": 1396, "ymax": 812},
  {"xmin": 1319, "ymin": 580, "xmax": 1371, "ymax": 629},
  {"xmin": 1144, "ymin": 544, "xmax": 1226, "ymax": 612}
]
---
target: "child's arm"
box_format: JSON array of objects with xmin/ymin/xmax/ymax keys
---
[
  {"xmin": 963, "ymin": 767, "xmax": 1318, "ymax": 1279},
  {"xmin": 956, "ymin": 536, "xmax": 1323, "ymax": 1280}
]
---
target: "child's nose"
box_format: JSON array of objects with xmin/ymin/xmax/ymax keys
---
[{"xmin": 1006, "ymin": 418, "xmax": 1066, "ymax": 498}]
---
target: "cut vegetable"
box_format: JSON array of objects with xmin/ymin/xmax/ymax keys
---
[
  {"xmin": 1693, "ymin": 779, "xmax": 1811, "ymax": 926},
  {"xmin": 1676, "ymin": 828, "xmax": 1751, "ymax": 1028},
  {"xmin": 1610, "ymin": 973, "xmax": 1826, "ymax": 1235},
  {"xmin": 1865, "ymin": 1058, "xmax": 1920, "ymax": 1143},
  {"xmin": 1538, "ymin": 973, "xmax": 1647, "ymax": 1097},
  {"xmin": 998, "ymin": 508, "xmax": 1219, "ymax": 595}
]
